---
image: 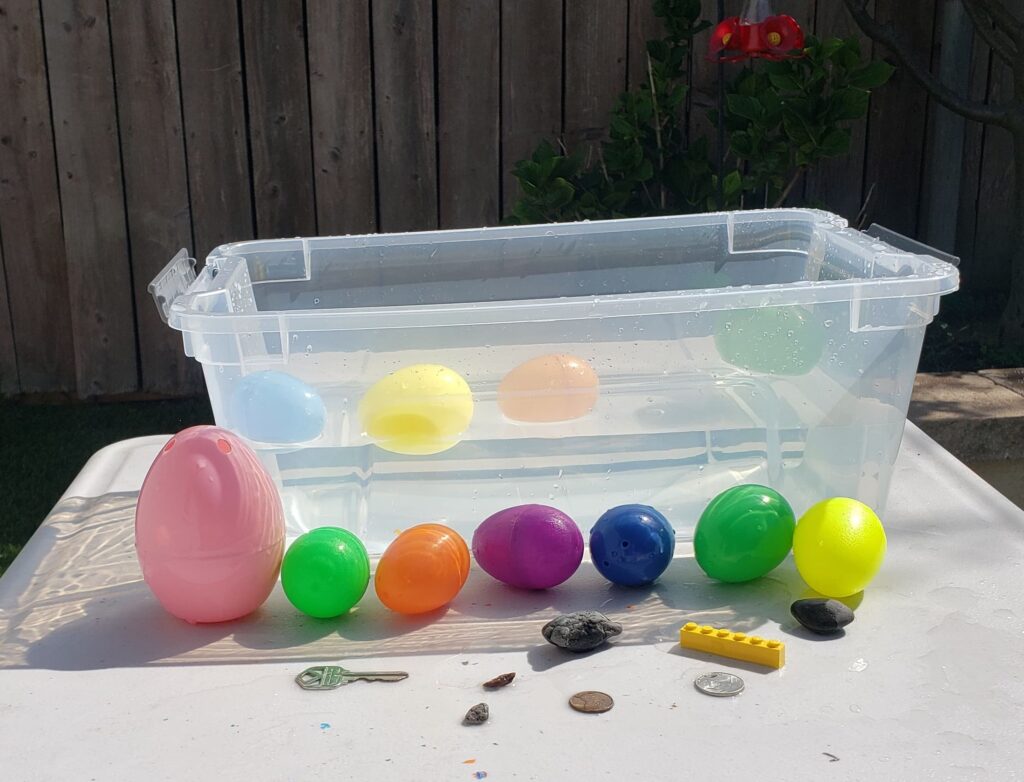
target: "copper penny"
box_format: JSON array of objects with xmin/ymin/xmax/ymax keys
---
[{"xmin": 569, "ymin": 690, "xmax": 614, "ymax": 714}]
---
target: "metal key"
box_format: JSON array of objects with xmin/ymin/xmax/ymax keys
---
[{"xmin": 296, "ymin": 665, "xmax": 409, "ymax": 691}]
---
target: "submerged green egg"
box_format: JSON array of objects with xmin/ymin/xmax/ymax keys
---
[{"xmin": 715, "ymin": 305, "xmax": 825, "ymax": 375}]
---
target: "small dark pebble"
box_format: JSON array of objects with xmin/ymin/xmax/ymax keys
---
[
  {"xmin": 791, "ymin": 598, "xmax": 854, "ymax": 635},
  {"xmin": 483, "ymin": 672, "xmax": 516, "ymax": 689},
  {"xmin": 542, "ymin": 611, "xmax": 622, "ymax": 652},
  {"xmin": 463, "ymin": 703, "xmax": 489, "ymax": 725}
]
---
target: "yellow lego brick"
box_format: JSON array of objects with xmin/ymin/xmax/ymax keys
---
[{"xmin": 679, "ymin": 622, "xmax": 785, "ymax": 669}]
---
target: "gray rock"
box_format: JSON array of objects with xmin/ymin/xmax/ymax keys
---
[
  {"xmin": 791, "ymin": 598, "xmax": 854, "ymax": 635},
  {"xmin": 463, "ymin": 702, "xmax": 489, "ymax": 725},
  {"xmin": 542, "ymin": 611, "xmax": 623, "ymax": 652}
]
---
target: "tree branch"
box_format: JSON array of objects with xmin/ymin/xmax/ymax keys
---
[
  {"xmin": 842, "ymin": 0, "xmax": 1014, "ymax": 127},
  {"xmin": 963, "ymin": 0, "xmax": 1017, "ymax": 64}
]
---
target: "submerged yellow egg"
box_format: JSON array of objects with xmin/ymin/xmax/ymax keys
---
[
  {"xmin": 358, "ymin": 364, "xmax": 473, "ymax": 455},
  {"xmin": 498, "ymin": 354, "xmax": 599, "ymax": 423}
]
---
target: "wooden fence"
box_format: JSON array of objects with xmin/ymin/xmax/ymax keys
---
[{"xmin": 0, "ymin": 0, "xmax": 1016, "ymax": 397}]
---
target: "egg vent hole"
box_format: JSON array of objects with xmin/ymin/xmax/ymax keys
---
[
  {"xmin": 216, "ymin": 438, "xmax": 232, "ymax": 454},
  {"xmin": 621, "ymin": 541, "xmax": 630, "ymax": 548},
  {"xmin": 603, "ymin": 561, "xmax": 610, "ymax": 567}
]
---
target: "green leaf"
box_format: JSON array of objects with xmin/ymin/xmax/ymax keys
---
[
  {"xmin": 610, "ymin": 115, "xmax": 636, "ymax": 138},
  {"xmin": 729, "ymin": 131, "xmax": 754, "ymax": 157},
  {"xmin": 848, "ymin": 60, "xmax": 896, "ymax": 89},
  {"xmin": 539, "ymin": 177, "xmax": 575, "ymax": 209},
  {"xmin": 727, "ymin": 94, "xmax": 763, "ymax": 122},
  {"xmin": 817, "ymin": 37, "xmax": 846, "ymax": 61},
  {"xmin": 723, "ymin": 170, "xmax": 743, "ymax": 198},
  {"xmin": 782, "ymin": 108, "xmax": 816, "ymax": 146},
  {"xmin": 818, "ymin": 127, "xmax": 851, "ymax": 157},
  {"xmin": 768, "ymin": 73, "xmax": 801, "ymax": 93},
  {"xmin": 634, "ymin": 158, "xmax": 655, "ymax": 182},
  {"xmin": 832, "ymin": 87, "xmax": 870, "ymax": 120}
]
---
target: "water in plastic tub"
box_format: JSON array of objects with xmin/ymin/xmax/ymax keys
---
[{"xmin": 151, "ymin": 209, "xmax": 958, "ymax": 554}]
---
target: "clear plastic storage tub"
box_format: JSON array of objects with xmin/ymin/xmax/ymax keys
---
[{"xmin": 152, "ymin": 209, "xmax": 958, "ymax": 553}]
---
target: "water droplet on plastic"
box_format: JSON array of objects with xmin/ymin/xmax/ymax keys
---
[{"xmin": 849, "ymin": 658, "xmax": 868, "ymax": 672}]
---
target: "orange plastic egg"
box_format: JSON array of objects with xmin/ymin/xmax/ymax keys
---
[
  {"xmin": 374, "ymin": 523, "xmax": 470, "ymax": 614},
  {"xmin": 497, "ymin": 354, "xmax": 599, "ymax": 423}
]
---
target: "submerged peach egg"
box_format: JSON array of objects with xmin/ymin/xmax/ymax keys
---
[{"xmin": 497, "ymin": 354, "xmax": 599, "ymax": 423}]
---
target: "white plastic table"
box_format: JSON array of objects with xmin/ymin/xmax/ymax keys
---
[{"xmin": 2, "ymin": 423, "xmax": 1023, "ymax": 781}]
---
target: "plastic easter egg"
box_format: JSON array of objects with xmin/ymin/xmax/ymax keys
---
[
  {"xmin": 589, "ymin": 505, "xmax": 676, "ymax": 586},
  {"xmin": 281, "ymin": 527, "xmax": 370, "ymax": 618},
  {"xmin": 472, "ymin": 504, "xmax": 584, "ymax": 589},
  {"xmin": 135, "ymin": 426, "xmax": 285, "ymax": 623},
  {"xmin": 498, "ymin": 354, "xmax": 599, "ymax": 423},
  {"xmin": 694, "ymin": 485, "xmax": 795, "ymax": 583},
  {"xmin": 793, "ymin": 498, "xmax": 886, "ymax": 598},
  {"xmin": 374, "ymin": 524, "xmax": 470, "ymax": 614},
  {"xmin": 715, "ymin": 305, "xmax": 825, "ymax": 375},
  {"xmin": 231, "ymin": 370, "xmax": 326, "ymax": 444},
  {"xmin": 358, "ymin": 364, "xmax": 474, "ymax": 455}
]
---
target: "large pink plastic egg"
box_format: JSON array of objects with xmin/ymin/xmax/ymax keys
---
[{"xmin": 135, "ymin": 426, "xmax": 285, "ymax": 623}]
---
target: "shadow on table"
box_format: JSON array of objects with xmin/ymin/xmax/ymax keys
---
[
  {"xmin": 7, "ymin": 458, "xmax": 1010, "ymax": 672},
  {"xmin": 0, "ymin": 493, "xmax": 806, "ymax": 671}
]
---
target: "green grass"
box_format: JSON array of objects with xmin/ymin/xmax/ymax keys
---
[{"xmin": 0, "ymin": 397, "xmax": 212, "ymax": 574}]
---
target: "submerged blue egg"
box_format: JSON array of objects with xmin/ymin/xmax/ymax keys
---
[
  {"xmin": 231, "ymin": 370, "xmax": 326, "ymax": 444},
  {"xmin": 589, "ymin": 505, "xmax": 676, "ymax": 586}
]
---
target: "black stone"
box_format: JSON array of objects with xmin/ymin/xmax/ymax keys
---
[
  {"xmin": 542, "ymin": 611, "xmax": 623, "ymax": 652},
  {"xmin": 791, "ymin": 598, "xmax": 854, "ymax": 635},
  {"xmin": 463, "ymin": 703, "xmax": 489, "ymax": 725}
]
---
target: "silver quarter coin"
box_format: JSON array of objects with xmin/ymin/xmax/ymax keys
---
[{"xmin": 694, "ymin": 672, "xmax": 744, "ymax": 697}]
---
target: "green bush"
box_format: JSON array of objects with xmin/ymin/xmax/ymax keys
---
[{"xmin": 508, "ymin": 1, "xmax": 893, "ymax": 224}]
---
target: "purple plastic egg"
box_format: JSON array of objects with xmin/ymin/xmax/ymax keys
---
[{"xmin": 472, "ymin": 504, "xmax": 584, "ymax": 589}]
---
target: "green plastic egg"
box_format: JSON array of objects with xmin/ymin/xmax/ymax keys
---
[
  {"xmin": 715, "ymin": 305, "xmax": 825, "ymax": 375},
  {"xmin": 281, "ymin": 527, "xmax": 370, "ymax": 618},
  {"xmin": 694, "ymin": 484, "xmax": 796, "ymax": 583}
]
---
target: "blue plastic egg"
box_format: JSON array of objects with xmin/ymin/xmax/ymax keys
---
[
  {"xmin": 231, "ymin": 370, "xmax": 326, "ymax": 444},
  {"xmin": 589, "ymin": 505, "xmax": 676, "ymax": 586}
]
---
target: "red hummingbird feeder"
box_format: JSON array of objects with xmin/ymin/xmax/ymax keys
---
[{"xmin": 709, "ymin": 0, "xmax": 805, "ymax": 62}]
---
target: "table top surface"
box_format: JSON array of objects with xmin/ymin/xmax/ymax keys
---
[{"xmin": 1, "ymin": 423, "xmax": 1022, "ymax": 781}]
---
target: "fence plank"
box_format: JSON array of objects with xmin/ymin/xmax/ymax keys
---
[
  {"xmin": 627, "ymin": 0, "xmax": 664, "ymax": 92},
  {"xmin": 241, "ymin": 0, "xmax": 316, "ymax": 238},
  {"xmin": 372, "ymin": 0, "xmax": 437, "ymax": 232},
  {"xmin": 804, "ymin": 0, "xmax": 873, "ymax": 220},
  {"xmin": 972, "ymin": 0, "xmax": 1022, "ymax": 291},
  {"xmin": 176, "ymin": 0, "xmax": 254, "ymax": 261},
  {"xmin": 437, "ymin": 0, "xmax": 500, "ymax": 228},
  {"xmin": 307, "ymin": 0, "xmax": 376, "ymax": 235},
  {"xmin": 501, "ymin": 0, "xmax": 563, "ymax": 214},
  {"xmin": 689, "ymin": 0, "xmax": 744, "ymax": 167},
  {"xmin": 43, "ymin": 0, "xmax": 138, "ymax": 396},
  {"xmin": 954, "ymin": 33, "xmax": 991, "ymax": 270},
  {"xmin": 0, "ymin": 0, "xmax": 74, "ymax": 392},
  {"xmin": 109, "ymin": 0, "xmax": 201, "ymax": 395},
  {"xmin": 564, "ymin": 0, "xmax": 629, "ymax": 154},
  {"xmin": 919, "ymin": 0, "xmax": 973, "ymax": 251},
  {"xmin": 0, "ymin": 236, "xmax": 17, "ymax": 393},
  {"xmin": 862, "ymin": 0, "xmax": 937, "ymax": 236}
]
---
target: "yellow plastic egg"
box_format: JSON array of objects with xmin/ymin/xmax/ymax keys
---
[
  {"xmin": 358, "ymin": 364, "xmax": 474, "ymax": 455},
  {"xmin": 498, "ymin": 354, "xmax": 599, "ymax": 423},
  {"xmin": 793, "ymin": 498, "xmax": 887, "ymax": 598}
]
